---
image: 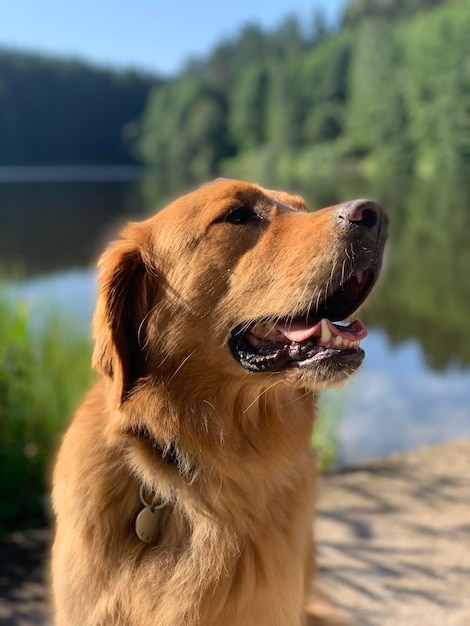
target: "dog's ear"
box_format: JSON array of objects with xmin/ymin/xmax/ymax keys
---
[{"xmin": 92, "ymin": 223, "xmax": 154, "ymax": 408}]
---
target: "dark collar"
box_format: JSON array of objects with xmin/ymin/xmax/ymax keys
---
[{"xmin": 130, "ymin": 426, "xmax": 180, "ymax": 468}]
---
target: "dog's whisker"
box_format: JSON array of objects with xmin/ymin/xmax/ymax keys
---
[
  {"xmin": 137, "ymin": 304, "xmax": 160, "ymax": 351},
  {"xmin": 242, "ymin": 378, "xmax": 285, "ymax": 414},
  {"xmin": 168, "ymin": 349, "xmax": 198, "ymax": 382}
]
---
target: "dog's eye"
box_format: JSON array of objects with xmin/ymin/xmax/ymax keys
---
[{"xmin": 222, "ymin": 206, "xmax": 262, "ymax": 225}]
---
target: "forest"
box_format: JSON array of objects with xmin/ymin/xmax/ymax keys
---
[
  {"xmin": 137, "ymin": 0, "xmax": 470, "ymax": 191},
  {"xmin": 0, "ymin": 0, "xmax": 469, "ymax": 185},
  {"xmin": 0, "ymin": 51, "xmax": 158, "ymax": 165}
]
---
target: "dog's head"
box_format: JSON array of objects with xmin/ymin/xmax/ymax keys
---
[{"xmin": 93, "ymin": 179, "xmax": 387, "ymax": 409}]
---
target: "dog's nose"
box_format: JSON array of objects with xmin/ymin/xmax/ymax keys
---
[{"xmin": 337, "ymin": 199, "xmax": 384, "ymax": 231}]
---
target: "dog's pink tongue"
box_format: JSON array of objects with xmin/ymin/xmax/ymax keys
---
[
  {"xmin": 247, "ymin": 318, "xmax": 368, "ymax": 349},
  {"xmin": 277, "ymin": 319, "xmax": 368, "ymax": 343}
]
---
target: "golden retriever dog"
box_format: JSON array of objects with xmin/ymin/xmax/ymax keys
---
[{"xmin": 51, "ymin": 179, "xmax": 387, "ymax": 626}]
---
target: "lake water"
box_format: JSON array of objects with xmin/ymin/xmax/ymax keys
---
[{"xmin": 2, "ymin": 168, "xmax": 470, "ymax": 465}]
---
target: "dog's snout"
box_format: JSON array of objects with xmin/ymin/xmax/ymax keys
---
[{"xmin": 337, "ymin": 199, "xmax": 384, "ymax": 231}]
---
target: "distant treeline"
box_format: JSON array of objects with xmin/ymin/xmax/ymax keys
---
[
  {"xmin": 1, "ymin": 0, "xmax": 469, "ymax": 179},
  {"xmin": 0, "ymin": 50, "xmax": 160, "ymax": 165},
  {"xmin": 136, "ymin": 0, "xmax": 470, "ymax": 189}
]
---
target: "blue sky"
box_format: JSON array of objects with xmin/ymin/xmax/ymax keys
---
[{"xmin": 1, "ymin": 0, "xmax": 348, "ymax": 75}]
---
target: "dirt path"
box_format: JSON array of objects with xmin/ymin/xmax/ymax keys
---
[{"xmin": 1, "ymin": 439, "xmax": 469, "ymax": 625}]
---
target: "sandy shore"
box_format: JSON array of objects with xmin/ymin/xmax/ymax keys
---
[
  {"xmin": 1, "ymin": 439, "xmax": 469, "ymax": 625},
  {"xmin": 316, "ymin": 439, "xmax": 470, "ymax": 625}
]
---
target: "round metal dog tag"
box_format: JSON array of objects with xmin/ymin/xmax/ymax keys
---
[{"xmin": 135, "ymin": 506, "xmax": 163, "ymax": 544}]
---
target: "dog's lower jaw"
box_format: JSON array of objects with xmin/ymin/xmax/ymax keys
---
[
  {"xmin": 268, "ymin": 355, "xmax": 362, "ymax": 392},
  {"xmin": 298, "ymin": 356, "xmax": 364, "ymax": 389}
]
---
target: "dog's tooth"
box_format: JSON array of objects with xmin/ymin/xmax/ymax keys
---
[
  {"xmin": 320, "ymin": 319, "xmax": 331, "ymax": 344},
  {"xmin": 356, "ymin": 271, "xmax": 364, "ymax": 283}
]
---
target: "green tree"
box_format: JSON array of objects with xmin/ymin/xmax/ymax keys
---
[
  {"xmin": 265, "ymin": 60, "xmax": 304, "ymax": 148},
  {"xmin": 228, "ymin": 63, "xmax": 268, "ymax": 150},
  {"xmin": 205, "ymin": 25, "xmax": 268, "ymax": 94},
  {"xmin": 401, "ymin": 0, "xmax": 470, "ymax": 175},
  {"xmin": 341, "ymin": 0, "xmax": 447, "ymax": 25},
  {"xmin": 300, "ymin": 32, "xmax": 353, "ymax": 143},
  {"xmin": 268, "ymin": 16, "xmax": 306, "ymax": 60},
  {"xmin": 138, "ymin": 77, "xmax": 230, "ymax": 187},
  {"xmin": 346, "ymin": 19, "xmax": 412, "ymax": 172},
  {"xmin": 309, "ymin": 8, "xmax": 329, "ymax": 46}
]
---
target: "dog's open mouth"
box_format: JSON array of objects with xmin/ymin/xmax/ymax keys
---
[{"xmin": 229, "ymin": 268, "xmax": 377, "ymax": 373}]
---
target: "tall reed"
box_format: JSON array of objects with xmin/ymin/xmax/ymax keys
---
[{"xmin": 0, "ymin": 291, "xmax": 93, "ymax": 533}]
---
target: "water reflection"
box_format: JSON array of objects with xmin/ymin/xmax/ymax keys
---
[
  {"xmin": 0, "ymin": 178, "xmax": 146, "ymax": 274},
  {"xmin": 335, "ymin": 331, "xmax": 470, "ymax": 464}
]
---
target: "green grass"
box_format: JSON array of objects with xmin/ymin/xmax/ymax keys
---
[
  {"xmin": 0, "ymin": 289, "xmax": 93, "ymax": 534},
  {"xmin": 312, "ymin": 391, "xmax": 345, "ymax": 470}
]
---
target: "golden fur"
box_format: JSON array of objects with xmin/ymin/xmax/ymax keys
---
[{"xmin": 51, "ymin": 179, "xmax": 386, "ymax": 625}]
